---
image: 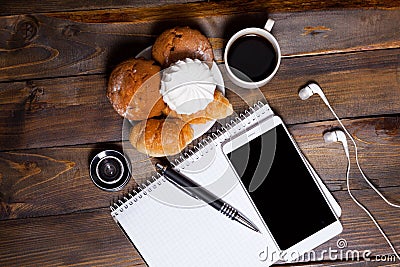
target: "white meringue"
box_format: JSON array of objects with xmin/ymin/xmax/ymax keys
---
[{"xmin": 160, "ymin": 58, "xmax": 216, "ymax": 115}]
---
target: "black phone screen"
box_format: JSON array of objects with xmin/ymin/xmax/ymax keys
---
[{"xmin": 227, "ymin": 124, "xmax": 336, "ymax": 250}]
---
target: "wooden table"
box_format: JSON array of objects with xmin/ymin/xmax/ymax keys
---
[{"xmin": 1, "ymin": 1, "xmax": 400, "ymax": 266}]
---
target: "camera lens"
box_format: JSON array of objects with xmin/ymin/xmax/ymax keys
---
[
  {"xmin": 98, "ymin": 158, "xmax": 122, "ymax": 183},
  {"xmin": 90, "ymin": 150, "xmax": 131, "ymax": 191}
]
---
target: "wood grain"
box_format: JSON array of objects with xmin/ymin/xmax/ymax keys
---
[
  {"xmin": 1, "ymin": 0, "xmax": 400, "ymax": 16},
  {"xmin": 0, "ymin": 9, "xmax": 400, "ymax": 81},
  {"xmin": 0, "ymin": 75, "xmax": 122, "ymax": 151},
  {"xmin": 0, "ymin": 209, "xmax": 145, "ymax": 266},
  {"xmin": 244, "ymin": 47, "xmax": 400, "ymax": 124},
  {"xmin": 1, "ymin": 2, "xmax": 399, "ymax": 266},
  {"xmin": 1, "ymin": 188, "xmax": 399, "ymax": 266},
  {"xmin": 1, "ymin": 48, "xmax": 399, "ymax": 151},
  {"xmin": 290, "ymin": 116, "xmax": 400, "ymax": 192},
  {"xmin": 305, "ymin": 188, "xmax": 400, "ymax": 263},
  {"xmin": 1, "ymin": 116, "xmax": 400, "ymax": 221},
  {"xmin": 0, "ymin": 143, "xmax": 147, "ymax": 220}
]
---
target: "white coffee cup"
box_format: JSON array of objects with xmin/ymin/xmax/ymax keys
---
[{"xmin": 224, "ymin": 19, "xmax": 281, "ymax": 89}]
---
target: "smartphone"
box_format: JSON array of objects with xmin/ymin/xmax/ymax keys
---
[{"xmin": 222, "ymin": 115, "xmax": 342, "ymax": 261}]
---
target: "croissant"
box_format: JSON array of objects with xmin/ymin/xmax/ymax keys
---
[
  {"xmin": 129, "ymin": 118, "xmax": 194, "ymax": 157},
  {"xmin": 163, "ymin": 90, "xmax": 233, "ymax": 124}
]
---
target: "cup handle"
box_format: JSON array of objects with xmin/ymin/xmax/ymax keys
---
[{"xmin": 264, "ymin": 19, "xmax": 275, "ymax": 32}]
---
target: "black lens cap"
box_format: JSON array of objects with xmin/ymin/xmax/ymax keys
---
[{"xmin": 90, "ymin": 150, "xmax": 131, "ymax": 191}]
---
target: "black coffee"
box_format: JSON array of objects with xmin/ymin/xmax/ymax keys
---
[{"xmin": 227, "ymin": 35, "xmax": 277, "ymax": 82}]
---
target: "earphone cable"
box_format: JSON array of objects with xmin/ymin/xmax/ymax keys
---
[
  {"xmin": 343, "ymin": 148, "xmax": 400, "ymax": 261},
  {"xmin": 300, "ymin": 83, "xmax": 400, "ymax": 259},
  {"xmin": 326, "ymin": 103, "xmax": 400, "ymax": 209}
]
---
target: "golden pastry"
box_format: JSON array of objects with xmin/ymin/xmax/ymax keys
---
[
  {"xmin": 107, "ymin": 58, "xmax": 166, "ymax": 120},
  {"xmin": 129, "ymin": 118, "xmax": 194, "ymax": 157},
  {"xmin": 152, "ymin": 26, "xmax": 214, "ymax": 67}
]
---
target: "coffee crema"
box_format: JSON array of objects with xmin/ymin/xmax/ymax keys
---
[{"xmin": 227, "ymin": 34, "xmax": 277, "ymax": 82}]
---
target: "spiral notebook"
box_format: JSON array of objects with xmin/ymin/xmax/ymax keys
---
[{"xmin": 110, "ymin": 102, "xmax": 340, "ymax": 266}]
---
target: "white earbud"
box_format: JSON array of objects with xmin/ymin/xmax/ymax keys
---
[
  {"xmin": 323, "ymin": 130, "xmax": 349, "ymax": 159},
  {"xmin": 298, "ymin": 83, "xmax": 319, "ymax": 100},
  {"xmin": 298, "ymin": 83, "xmax": 330, "ymax": 107},
  {"xmin": 301, "ymin": 82, "xmax": 400, "ymax": 260}
]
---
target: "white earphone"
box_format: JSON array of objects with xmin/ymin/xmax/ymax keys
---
[
  {"xmin": 300, "ymin": 83, "xmax": 400, "ymax": 260},
  {"xmin": 323, "ymin": 130, "xmax": 349, "ymax": 159},
  {"xmin": 298, "ymin": 83, "xmax": 330, "ymax": 107}
]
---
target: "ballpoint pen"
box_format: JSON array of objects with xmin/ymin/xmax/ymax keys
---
[{"xmin": 155, "ymin": 163, "xmax": 260, "ymax": 233}]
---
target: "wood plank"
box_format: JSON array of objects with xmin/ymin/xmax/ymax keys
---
[
  {"xmin": 1, "ymin": 0, "xmax": 399, "ymax": 16},
  {"xmin": 0, "ymin": 143, "xmax": 147, "ymax": 220},
  {"xmin": 0, "ymin": 209, "xmax": 145, "ymax": 266},
  {"xmin": 271, "ymin": 10, "xmax": 400, "ymax": 56},
  {"xmin": 1, "ymin": 188, "xmax": 400, "ymax": 266},
  {"xmin": 255, "ymin": 48, "xmax": 400, "ymax": 125},
  {"xmin": 1, "ymin": 116, "xmax": 400, "ymax": 220},
  {"xmin": 0, "ymin": 8, "xmax": 399, "ymax": 81},
  {"xmin": 0, "ymin": 0, "xmax": 205, "ymax": 16},
  {"xmin": 0, "ymin": 75, "xmax": 123, "ymax": 151},
  {"xmin": 1, "ymin": 48, "xmax": 399, "ymax": 150},
  {"xmin": 290, "ymin": 116, "xmax": 400, "ymax": 192},
  {"xmin": 302, "ymin": 188, "xmax": 400, "ymax": 263},
  {"xmin": 1, "ymin": 2, "xmax": 399, "ymax": 266}
]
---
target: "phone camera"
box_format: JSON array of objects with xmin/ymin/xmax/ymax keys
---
[{"xmin": 90, "ymin": 150, "xmax": 131, "ymax": 191}]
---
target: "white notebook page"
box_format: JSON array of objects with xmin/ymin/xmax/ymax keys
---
[{"xmin": 112, "ymin": 146, "xmax": 279, "ymax": 266}]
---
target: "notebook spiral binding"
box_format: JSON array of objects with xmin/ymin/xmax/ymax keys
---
[{"xmin": 110, "ymin": 101, "xmax": 270, "ymax": 215}]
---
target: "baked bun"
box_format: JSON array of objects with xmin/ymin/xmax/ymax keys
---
[
  {"xmin": 152, "ymin": 26, "xmax": 214, "ymax": 67},
  {"xmin": 163, "ymin": 90, "xmax": 233, "ymax": 124},
  {"xmin": 129, "ymin": 118, "xmax": 194, "ymax": 157},
  {"xmin": 107, "ymin": 58, "xmax": 166, "ymax": 120}
]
